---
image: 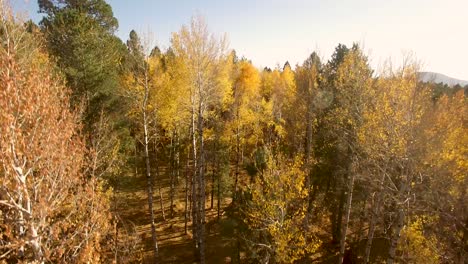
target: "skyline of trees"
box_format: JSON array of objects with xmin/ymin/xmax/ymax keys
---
[{"xmin": 1, "ymin": 1, "xmax": 467, "ymax": 263}]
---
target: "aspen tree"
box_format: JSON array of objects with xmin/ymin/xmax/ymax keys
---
[
  {"xmin": 171, "ymin": 16, "xmax": 231, "ymax": 263},
  {"xmin": 122, "ymin": 30, "xmax": 163, "ymax": 262},
  {"xmin": 0, "ymin": 4, "xmax": 112, "ymax": 262}
]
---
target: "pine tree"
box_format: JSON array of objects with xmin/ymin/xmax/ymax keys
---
[{"xmin": 38, "ymin": 0, "xmax": 125, "ymax": 126}]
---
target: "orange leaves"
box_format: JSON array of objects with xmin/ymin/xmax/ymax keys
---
[{"xmin": 0, "ymin": 9, "xmax": 112, "ymax": 262}]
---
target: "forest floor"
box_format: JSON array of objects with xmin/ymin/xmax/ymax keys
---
[{"xmin": 113, "ymin": 163, "xmax": 236, "ymax": 264}]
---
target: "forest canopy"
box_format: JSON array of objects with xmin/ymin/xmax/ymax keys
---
[{"xmin": 1, "ymin": 1, "xmax": 467, "ymax": 263}]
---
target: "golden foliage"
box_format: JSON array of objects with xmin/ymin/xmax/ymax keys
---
[{"xmin": 243, "ymin": 154, "xmax": 320, "ymax": 263}]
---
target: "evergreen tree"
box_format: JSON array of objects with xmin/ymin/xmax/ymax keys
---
[{"xmin": 38, "ymin": 0, "xmax": 125, "ymax": 126}]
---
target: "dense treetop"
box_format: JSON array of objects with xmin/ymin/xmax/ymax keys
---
[{"xmin": 0, "ymin": 1, "xmax": 466, "ymax": 263}]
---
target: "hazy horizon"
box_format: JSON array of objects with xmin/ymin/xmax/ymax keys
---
[
  {"xmin": 3, "ymin": 1, "xmax": 467, "ymax": 263},
  {"xmin": 13, "ymin": 0, "xmax": 468, "ymax": 80}
]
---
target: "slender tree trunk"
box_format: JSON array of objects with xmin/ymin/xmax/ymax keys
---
[
  {"xmin": 233, "ymin": 104, "xmax": 241, "ymax": 202},
  {"xmin": 158, "ymin": 182, "xmax": 165, "ymax": 221},
  {"xmin": 216, "ymin": 146, "xmax": 222, "ymax": 221},
  {"xmin": 387, "ymin": 208, "xmax": 405, "ymax": 264},
  {"xmin": 154, "ymin": 147, "xmax": 166, "ymax": 221},
  {"xmin": 142, "ymin": 69, "xmax": 159, "ymax": 263},
  {"xmin": 29, "ymin": 224, "xmax": 43, "ymax": 261},
  {"xmin": 365, "ymin": 206, "xmax": 377, "ymax": 263},
  {"xmin": 189, "ymin": 152, "xmax": 193, "ymax": 221},
  {"xmin": 234, "ymin": 123, "xmax": 240, "ymax": 201},
  {"xmin": 355, "ymin": 195, "xmax": 367, "ymax": 244},
  {"xmin": 457, "ymin": 174, "xmax": 468, "ymax": 264},
  {"xmin": 304, "ymin": 96, "xmax": 313, "ymax": 160},
  {"xmin": 211, "ymin": 142, "xmax": 216, "ymax": 210},
  {"xmin": 459, "ymin": 216, "xmax": 468, "ymax": 264},
  {"xmin": 304, "ymin": 93, "xmax": 314, "ymax": 219},
  {"xmin": 334, "ymin": 184, "xmax": 345, "ymax": 244},
  {"xmin": 338, "ymin": 171, "xmax": 355, "ymax": 264},
  {"xmin": 197, "ymin": 102, "xmax": 206, "ymax": 264},
  {"xmin": 135, "ymin": 137, "xmax": 139, "ymax": 177},
  {"xmin": 365, "ymin": 169, "xmax": 387, "ymax": 264},
  {"xmin": 184, "ymin": 148, "xmax": 190, "ymax": 234},
  {"xmin": 114, "ymin": 216, "xmax": 118, "ymax": 263},
  {"xmin": 217, "ymin": 154, "xmax": 221, "ymax": 220},
  {"xmin": 398, "ymin": 103, "xmax": 419, "ymax": 262},
  {"xmin": 17, "ymin": 193, "xmax": 25, "ymax": 258},
  {"xmin": 170, "ymin": 132, "xmax": 175, "ymax": 218},
  {"xmin": 176, "ymin": 131, "xmax": 180, "ymax": 183},
  {"xmin": 305, "ymin": 119, "xmax": 312, "ymax": 162},
  {"xmin": 190, "ymin": 104, "xmax": 199, "ymax": 260},
  {"xmin": 387, "ymin": 171, "xmax": 410, "ymax": 264}
]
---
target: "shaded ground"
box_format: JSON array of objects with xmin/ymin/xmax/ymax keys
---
[
  {"xmin": 113, "ymin": 165, "xmax": 235, "ymax": 264},
  {"xmin": 110, "ymin": 165, "xmax": 391, "ymax": 263}
]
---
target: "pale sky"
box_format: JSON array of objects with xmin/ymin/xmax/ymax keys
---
[{"xmin": 13, "ymin": 0, "xmax": 468, "ymax": 80}]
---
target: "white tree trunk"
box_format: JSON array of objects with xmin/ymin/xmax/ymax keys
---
[
  {"xmin": 143, "ymin": 69, "xmax": 159, "ymax": 263},
  {"xmin": 338, "ymin": 169, "xmax": 355, "ymax": 264},
  {"xmin": 365, "ymin": 168, "xmax": 387, "ymax": 263}
]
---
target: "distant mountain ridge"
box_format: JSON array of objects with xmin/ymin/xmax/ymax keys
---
[{"xmin": 418, "ymin": 72, "xmax": 468, "ymax": 87}]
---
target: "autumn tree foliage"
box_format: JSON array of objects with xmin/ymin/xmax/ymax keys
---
[
  {"xmin": 120, "ymin": 29, "xmax": 165, "ymax": 262},
  {"xmin": 357, "ymin": 61, "xmax": 432, "ymax": 263},
  {"xmin": 0, "ymin": 5, "xmax": 112, "ymax": 262},
  {"xmin": 418, "ymin": 90, "xmax": 467, "ymax": 263},
  {"xmin": 229, "ymin": 59, "xmax": 262, "ymax": 199},
  {"xmin": 171, "ymin": 16, "xmax": 232, "ymax": 263},
  {"xmin": 240, "ymin": 153, "xmax": 320, "ymax": 263},
  {"xmin": 5, "ymin": 1, "xmax": 467, "ymax": 262}
]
